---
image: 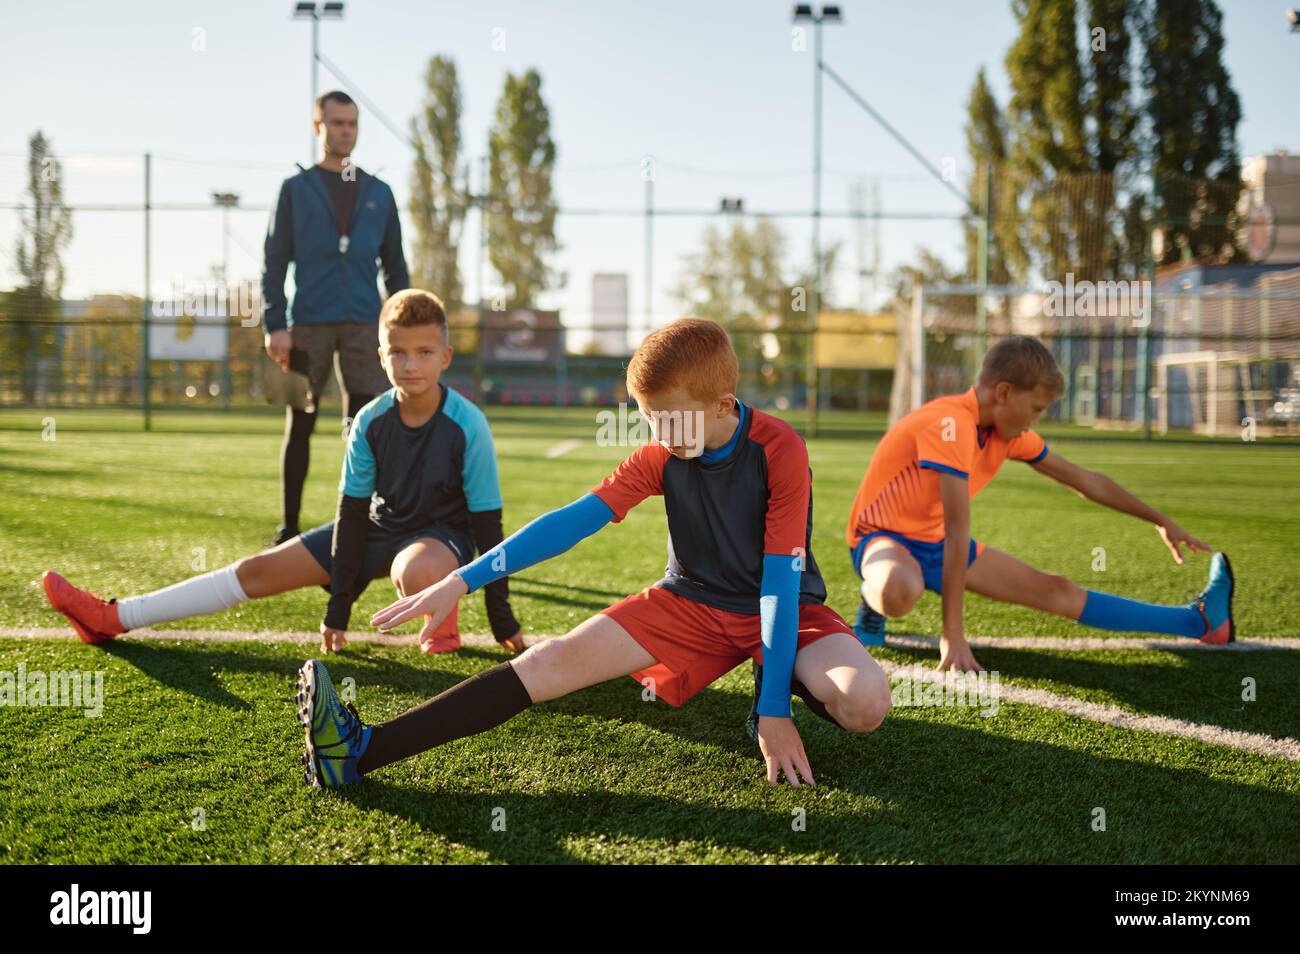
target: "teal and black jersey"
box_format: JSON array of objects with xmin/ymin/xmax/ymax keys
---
[
  {"xmin": 322, "ymin": 383, "xmax": 517, "ymax": 637},
  {"xmin": 341, "ymin": 384, "xmax": 502, "ymax": 538}
]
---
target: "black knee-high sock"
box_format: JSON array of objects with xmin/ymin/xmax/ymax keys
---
[
  {"xmin": 280, "ymin": 406, "xmax": 317, "ymax": 531},
  {"xmin": 357, "ymin": 662, "xmax": 533, "ymax": 775},
  {"xmin": 791, "ymin": 679, "xmax": 846, "ymax": 730}
]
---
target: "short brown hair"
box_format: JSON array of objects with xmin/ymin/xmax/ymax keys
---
[
  {"xmin": 627, "ymin": 318, "xmax": 739, "ymax": 402},
  {"xmin": 314, "ymin": 90, "xmax": 356, "ymax": 121},
  {"xmin": 380, "ymin": 289, "xmax": 448, "ymax": 333},
  {"xmin": 978, "ymin": 335, "xmax": 1065, "ymax": 396}
]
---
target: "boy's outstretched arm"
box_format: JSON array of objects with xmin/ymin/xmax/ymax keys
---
[
  {"xmin": 938, "ymin": 473, "xmax": 983, "ymax": 672},
  {"xmin": 370, "ymin": 493, "xmax": 616, "ymax": 637},
  {"xmin": 1030, "ymin": 452, "xmax": 1212, "ymax": 564}
]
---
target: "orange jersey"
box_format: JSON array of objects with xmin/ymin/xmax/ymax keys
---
[{"xmin": 846, "ymin": 387, "xmax": 1048, "ymax": 546}]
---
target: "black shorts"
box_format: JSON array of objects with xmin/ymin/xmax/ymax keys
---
[{"xmin": 298, "ymin": 521, "xmax": 476, "ymax": 594}]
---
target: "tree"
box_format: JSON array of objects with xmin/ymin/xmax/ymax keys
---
[
  {"xmin": 963, "ymin": 67, "xmax": 1021, "ymax": 285},
  {"xmin": 1140, "ymin": 0, "xmax": 1243, "ymax": 264},
  {"xmin": 487, "ymin": 69, "xmax": 559, "ymax": 308},
  {"xmin": 672, "ymin": 217, "xmax": 838, "ymax": 399},
  {"xmin": 7, "ymin": 131, "xmax": 73, "ymax": 403},
  {"xmin": 1004, "ymin": 0, "xmax": 1090, "ymax": 282},
  {"xmin": 408, "ymin": 55, "xmax": 467, "ymax": 308}
]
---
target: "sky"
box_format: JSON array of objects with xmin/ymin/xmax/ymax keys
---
[{"xmin": 2, "ymin": 0, "xmax": 1297, "ymax": 346}]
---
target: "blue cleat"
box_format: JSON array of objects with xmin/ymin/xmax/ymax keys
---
[
  {"xmin": 295, "ymin": 659, "xmax": 372, "ymax": 788},
  {"xmin": 852, "ymin": 598, "xmax": 887, "ymax": 647},
  {"xmin": 1192, "ymin": 552, "xmax": 1235, "ymax": 644}
]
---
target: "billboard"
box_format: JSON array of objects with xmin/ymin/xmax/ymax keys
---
[{"xmin": 479, "ymin": 309, "xmax": 563, "ymax": 363}]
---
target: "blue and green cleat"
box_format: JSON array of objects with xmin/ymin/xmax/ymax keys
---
[
  {"xmin": 1193, "ymin": 552, "xmax": 1235, "ymax": 644},
  {"xmin": 295, "ymin": 659, "xmax": 372, "ymax": 788},
  {"xmin": 852, "ymin": 598, "xmax": 887, "ymax": 647}
]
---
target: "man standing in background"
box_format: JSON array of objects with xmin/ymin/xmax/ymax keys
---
[{"xmin": 261, "ymin": 90, "xmax": 410, "ymax": 546}]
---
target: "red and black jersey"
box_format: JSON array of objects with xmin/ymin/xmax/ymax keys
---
[{"xmin": 591, "ymin": 404, "xmax": 827, "ymax": 614}]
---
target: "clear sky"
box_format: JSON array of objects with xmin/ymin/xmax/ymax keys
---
[{"xmin": 2, "ymin": 0, "xmax": 1297, "ymax": 344}]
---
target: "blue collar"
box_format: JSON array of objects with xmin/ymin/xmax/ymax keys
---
[{"xmin": 700, "ymin": 400, "xmax": 747, "ymax": 463}]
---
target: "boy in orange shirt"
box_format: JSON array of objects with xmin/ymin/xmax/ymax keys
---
[{"xmin": 838, "ymin": 335, "xmax": 1233, "ymax": 674}]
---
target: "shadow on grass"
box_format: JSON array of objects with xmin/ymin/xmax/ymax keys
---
[
  {"xmin": 99, "ymin": 640, "xmax": 470, "ymax": 712},
  {"xmin": 877, "ymin": 639, "xmax": 1300, "ymax": 741},
  {"xmin": 335, "ymin": 675, "xmax": 1300, "ymax": 863}
]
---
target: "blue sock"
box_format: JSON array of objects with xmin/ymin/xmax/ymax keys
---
[{"xmin": 1077, "ymin": 590, "xmax": 1204, "ymax": 639}]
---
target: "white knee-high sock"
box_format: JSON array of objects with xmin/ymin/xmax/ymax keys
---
[{"xmin": 117, "ymin": 564, "xmax": 250, "ymax": 630}]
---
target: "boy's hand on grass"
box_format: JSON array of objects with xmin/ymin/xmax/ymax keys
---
[
  {"xmin": 318, "ymin": 623, "xmax": 348, "ymax": 654},
  {"xmin": 938, "ymin": 634, "xmax": 984, "ymax": 673},
  {"xmin": 1157, "ymin": 521, "xmax": 1212, "ymax": 565},
  {"xmin": 498, "ymin": 629, "xmax": 526, "ymax": 653},
  {"xmin": 371, "ymin": 574, "xmax": 468, "ymax": 633},
  {"xmin": 758, "ymin": 716, "xmax": 815, "ymax": 787}
]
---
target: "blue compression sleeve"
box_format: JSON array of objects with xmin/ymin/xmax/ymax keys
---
[
  {"xmin": 756, "ymin": 553, "xmax": 802, "ymax": 719},
  {"xmin": 456, "ymin": 493, "xmax": 615, "ymax": 593}
]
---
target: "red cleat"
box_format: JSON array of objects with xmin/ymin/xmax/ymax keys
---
[
  {"xmin": 41, "ymin": 571, "xmax": 127, "ymax": 645},
  {"xmin": 417, "ymin": 605, "xmax": 461, "ymax": 654}
]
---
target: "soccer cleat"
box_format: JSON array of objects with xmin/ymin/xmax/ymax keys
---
[
  {"xmin": 41, "ymin": 571, "xmax": 126, "ymax": 645},
  {"xmin": 419, "ymin": 635, "xmax": 462, "ymax": 654},
  {"xmin": 1193, "ymin": 552, "xmax": 1235, "ymax": 644},
  {"xmin": 852, "ymin": 598, "xmax": 887, "ymax": 647},
  {"xmin": 295, "ymin": 659, "xmax": 373, "ymax": 788},
  {"xmin": 417, "ymin": 607, "xmax": 461, "ymax": 654}
]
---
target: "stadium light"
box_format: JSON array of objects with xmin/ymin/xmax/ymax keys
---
[
  {"xmin": 292, "ymin": 2, "xmax": 347, "ymax": 165},
  {"xmin": 211, "ymin": 192, "xmax": 240, "ymax": 285},
  {"xmin": 790, "ymin": 3, "xmax": 844, "ymax": 436}
]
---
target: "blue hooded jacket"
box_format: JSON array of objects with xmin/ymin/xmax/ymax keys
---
[{"xmin": 261, "ymin": 164, "xmax": 410, "ymax": 333}]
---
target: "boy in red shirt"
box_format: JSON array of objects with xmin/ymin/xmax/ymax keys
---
[{"xmin": 296, "ymin": 319, "xmax": 891, "ymax": 789}]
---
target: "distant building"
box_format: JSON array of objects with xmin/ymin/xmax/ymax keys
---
[{"xmin": 590, "ymin": 274, "xmax": 630, "ymax": 356}]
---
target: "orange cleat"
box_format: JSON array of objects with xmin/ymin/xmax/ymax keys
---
[
  {"xmin": 417, "ymin": 604, "xmax": 461, "ymax": 654},
  {"xmin": 41, "ymin": 571, "xmax": 127, "ymax": 645}
]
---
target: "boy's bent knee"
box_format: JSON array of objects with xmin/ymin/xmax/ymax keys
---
[
  {"xmin": 878, "ymin": 572, "xmax": 923, "ymax": 618},
  {"xmin": 832, "ymin": 683, "xmax": 891, "ymax": 733}
]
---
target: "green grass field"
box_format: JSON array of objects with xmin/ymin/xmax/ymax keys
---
[{"xmin": 2, "ymin": 405, "xmax": 1298, "ymax": 863}]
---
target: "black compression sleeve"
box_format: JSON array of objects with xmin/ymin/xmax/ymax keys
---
[
  {"xmin": 323, "ymin": 494, "xmax": 372, "ymax": 630},
  {"xmin": 467, "ymin": 508, "xmax": 521, "ymax": 642}
]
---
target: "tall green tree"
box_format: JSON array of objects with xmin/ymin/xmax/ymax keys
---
[
  {"xmin": 963, "ymin": 67, "xmax": 1020, "ymax": 285},
  {"xmin": 408, "ymin": 55, "xmax": 467, "ymax": 308},
  {"xmin": 1140, "ymin": 0, "xmax": 1243, "ymax": 264},
  {"xmin": 672, "ymin": 218, "xmax": 837, "ymax": 397},
  {"xmin": 7, "ymin": 131, "xmax": 72, "ymax": 402},
  {"xmin": 487, "ymin": 69, "xmax": 559, "ymax": 308},
  {"xmin": 1085, "ymin": 0, "xmax": 1140, "ymax": 276},
  {"xmin": 1005, "ymin": 0, "xmax": 1090, "ymax": 281}
]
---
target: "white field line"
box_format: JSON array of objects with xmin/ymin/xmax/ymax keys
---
[
  {"xmin": 5, "ymin": 627, "xmax": 1299, "ymax": 761},
  {"xmin": 544, "ymin": 439, "xmax": 583, "ymax": 459},
  {"xmin": 875, "ymin": 658, "xmax": 1300, "ymax": 762}
]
